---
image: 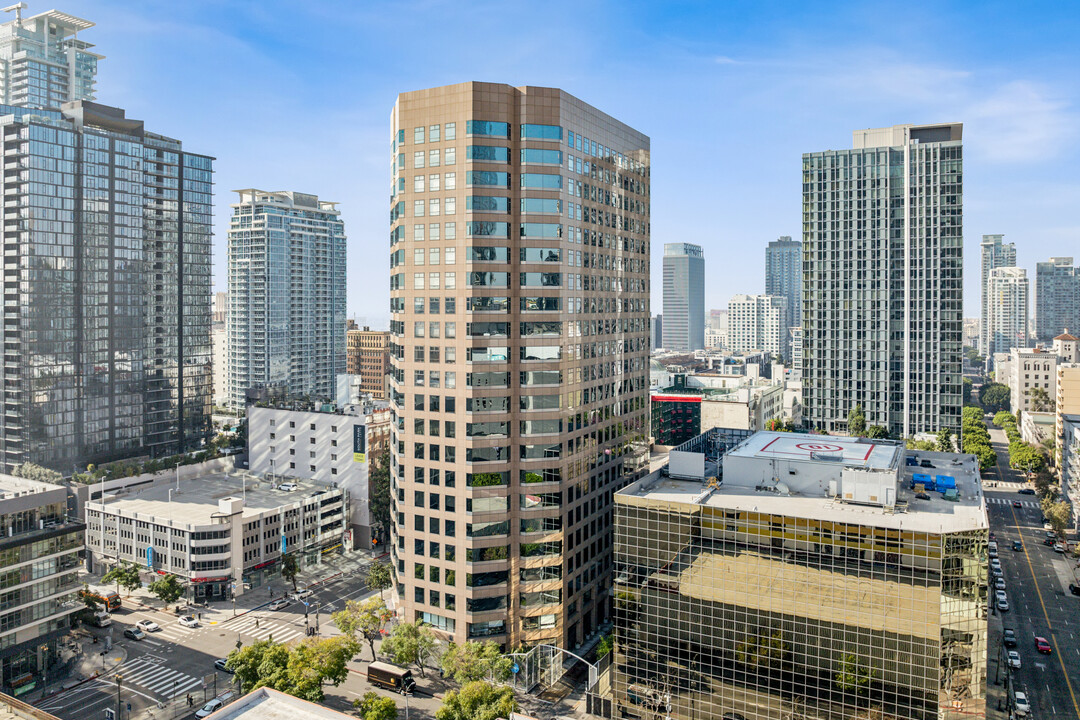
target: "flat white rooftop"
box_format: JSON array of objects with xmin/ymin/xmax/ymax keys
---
[
  {"xmin": 206, "ymin": 688, "xmax": 352, "ymax": 719},
  {"xmin": 726, "ymin": 431, "xmax": 900, "ymax": 471},
  {"xmin": 92, "ymin": 474, "xmax": 337, "ymax": 529},
  {"xmin": 622, "ymin": 447, "xmax": 987, "ymax": 534}
]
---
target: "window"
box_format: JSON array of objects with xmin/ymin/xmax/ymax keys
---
[
  {"xmin": 445, "ymin": 197, "xmax": 456, "ymax": 215},
  {"xmin": 445, "ymin": 222, "xmax": 457, "ymax": 239},
  {"xmin": 520, "ymin": 173, "xmax": 562, "ymax": 189},
  {"xmin": 445, "ymin": 147, "xmax": 456, "ymax": 165},
  {"xmin": 445, "ymin": 172, "xmax": 456, "ymax": 190},
  {"xmin": 429, "ymin": 173, "xmax": 440, "ymax": 191},
  {"xmin": 414, "ymin": 127, "xmax": 425, "ymax": 144},
  {"xmin": 429, "ymin": 272, "xmax": 441, "ymax": 289},
  {"xmin": 429, "ymin": 297, "xmax": 441, "ymax": 314},
  {"xmin": 429, "ymin": 223, "xmax": 441, "ymax": 242},
  {"xmin": 429, "ymin": 248, "xmax": 440, "ymax": 265},
  {"xmin": 520, "ymin": 124, "xmax": 562, "ymax": 141},
  {"xmin": 413, "ymin": 176, "xmax": 424, "ymax": 192},
  {"xmin": 445, "ymin": 272, "xmax": 456, "ymax": 289},
  {"xmin": 445, "ymin": 122, "xmax": 456, "ymax": 140},
  {"xmin": 467, "ymin": 146, "xmax": 509, "ymax": 163},
  {"xmin": 429, "ymin": 124, "xmax": 440, "ymax": 142},
  {"xmin": 413, "ymin": 224, "xmax": 425, "ymax": 241},
  {"xmin": 429, "ymin": 149, "xmax": 440, "ymax": 167},
  {"xmin": 413, "ymin": 273, "xmax": 424, "ymax": 290},
  {"xmin": 414, "ymin": 248, "xmax": 425, "ymax": 266},
  {"xmin": 429, "ymin": 198, "xmax": 440, "ymax": 216},
  {"xmin": 466, "ymin": 120, "xmax": 509, "ymax": 137},
  {"xmin": 520, "ymin": 148, "xmax": 562, "ymax": 165},
  {"xmin": 414, "ymin": 321, "xmax": 425, "ymax": 337},
  {"xmin": 414, "ymin": 151, "xmax": 425, "ymax": 168},
  {"xmin": 445, "ymin": 248, "xmax": 456, "ymax": 265},
  {"xmin": 413, "ymin": 199, "xmax": 425, "ymax": 217}
]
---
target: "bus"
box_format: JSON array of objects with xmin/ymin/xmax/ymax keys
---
[
  {"xmin": 367, "ymin": 661, "xmax": 415, "ymax": 693},
  {"xmin": 81, "ymin": 587, "xmax": 121, "ymax": 611}
]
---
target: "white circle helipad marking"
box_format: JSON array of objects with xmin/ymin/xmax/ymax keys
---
[{"xmin": 794, "ymin": 443, "xmax": 843, "ymax": 452}]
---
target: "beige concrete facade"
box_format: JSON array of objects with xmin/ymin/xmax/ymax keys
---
[
  {"xmin": 347, "ymin": 326, "xmax": 390, "ymax": 399},
  {"xmin": 388, "ymin": 82, "xmax": 650, "ymax": 648}
]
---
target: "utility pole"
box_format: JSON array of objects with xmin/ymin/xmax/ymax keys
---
[{"xmin": 115, "ymin": 673, "xmax": 122, "ymax": 720}]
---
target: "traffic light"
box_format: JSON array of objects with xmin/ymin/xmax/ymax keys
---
[{"xmin": 235, "ymin": 639, "xmax": 242, "ymax": 650}]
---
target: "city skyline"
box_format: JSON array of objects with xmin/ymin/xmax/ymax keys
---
[{"xmin": 41, "ymin": 1, "xmax": 1080, "ymax": 326}]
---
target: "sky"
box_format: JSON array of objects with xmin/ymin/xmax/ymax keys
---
[{"xmin": 56, "ymin": 0, "xmax": 1080, "ymax": 328}]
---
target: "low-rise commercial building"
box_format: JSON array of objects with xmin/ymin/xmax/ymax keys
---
[
  {"xmin": 1008, "ymin": 347, "xmax": 1059, "ymax": 415},
  {"xmin": 86, "ymin": 474, "xmax": 346, "ymax": 599},
  {"xmin": 612, "ymin": 430, "xmax": 988, "ymax": 720},
  {"xmin": 0, "ymin": 477, "xmax": 84, "ymax": 695},
  {"xmin": 247, "ymin": 404, "xmax": 373, "ymax": 549}
]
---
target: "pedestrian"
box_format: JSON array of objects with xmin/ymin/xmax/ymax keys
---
[
  {"xmin": 255, "ymin": 619, "xmax": 259, "ymax": 629},
  {"xmin": 197, "ymin": 612, "xmax": 201, "ymax": 621}
]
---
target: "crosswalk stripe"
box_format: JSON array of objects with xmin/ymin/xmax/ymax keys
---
[{"xmin": 146, "ymin": 672, "xmax": 191, "ymax": 694}]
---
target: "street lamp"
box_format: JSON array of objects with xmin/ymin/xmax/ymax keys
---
[{"xmin": 114, "ymin": 674, "xmax": 122, "ymax": 720}]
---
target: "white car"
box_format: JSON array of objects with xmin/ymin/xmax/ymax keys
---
[
  {"xmin": 278, "ymin": 482, "xmax": 298, "ymax": 492},
  {"xmin": 1008, "ymin": 650, "xmax": 1021, "ymax": 669},
  {"xmin": 135, "ymin": 620, "xmax": 160, "ymax": 633},
  {"xmin": 990, "ymin": 558, "xmax": 1002, "ymax": 570},
  {"xmin": 1014, "ymin": 691, "xmax": 1030, "ymax": 716},
  {"xmin": 290, "ymin": 588, "xmax": 313, "ymax": 601},
  {"xmin": 268, "ymin": 599, "xmax": 290, "ymax": 611},
  {"xmin": 179, "ymin": 615, "xmax": 199, "ymax": 628},
  {"xmin": 994, "ymin": 578, "xmax": 1006, "ymax": 591},
  {"xmin": 195, "ymin": 698, "xmax": 224, "ymax": 718}
]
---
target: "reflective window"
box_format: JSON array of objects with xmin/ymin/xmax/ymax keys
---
[
  {"xmin": 467, "ymin": 196, "xmax": 510, "ymax": 213},
  {"xmin": 520, "ymin": 148, "xmax": 562, "ymax": 165},
  {"xmin": 466, "ymin": 120, "xmax": 510, "ymax": 137},
  {"xmin": 467, "ymin": 146, "xmax": 509, "ymax": 163},
  {"xmin": 520, "ymin": 173, "xmax": 562, "ymax": 189},
  {"xmin": 520, "ymin": 124, "xmax": 563, "ymax": 141}
]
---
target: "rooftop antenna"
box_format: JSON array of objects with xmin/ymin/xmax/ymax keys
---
[{"xmin": 2, "ymin": 3, "xmax": 26, "ymax": 23}]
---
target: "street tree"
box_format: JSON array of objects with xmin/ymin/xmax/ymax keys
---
[
  {"xmin": 435, "ymin": 681, "xmax": 517, "ymax": 720},
  {"xmin": 865, "ymin": 426, "xmax": 889, "ymax": 439},
  {"xmin": 381, "ymin": 619, "xmax": 437, "ymax": 677},
  {"xmin": 102, "ymin": 561, "xmax": 143, "ymax": 596},
  {"xmin": 993, "ymin": 411, "xmax": 1016, "ymax": 428},
  {"xmin": 332, "ymin": 596, "xmax": 392, "ymax": 661},
  {"xmin": 281, "ymin": 553, "xmax": 300, "ymax": 591},
  {"xmin": 287, "ymin": 635, "xmax": 360, "ymax": 702},
  {"xmin": 1042, "ymin": 499, "xmax": 1072, "ymax": 537},
  {"xmin": 365, "ymin": 561, "xmax": 392, "ymax": 593},
  {"xmin": 354, "ymin": 692, "xmax": 397, "ymax": 720},
  {"xmin": 935, "ymin": 428, "xmax": 954, "ymax": 453},
  {"xmin": 847, "ymin": 404, "xmax": 866, "ymax": 436},
  {"xmin": 228, "ymin": 640, "xmax": 291, "ymax": 695},
  {"xmin": 148, "ymin": 573, "xmax": 185, "ymax": 610},
  {"xmin": 1029, "ymin": 387, "xmax": 1052, "ymax": 413},
  {"xmin": 440, "ymin": 640, "xmax": 513, "ymax": 684},
  {"xmin": 979, "ymin": 383, "xmax": 1010, "ymax": 413}
]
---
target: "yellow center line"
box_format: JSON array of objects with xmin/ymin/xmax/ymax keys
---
[{"xmin": 996, "ymin": 443, "xmax": 1080, "ymax": 719}]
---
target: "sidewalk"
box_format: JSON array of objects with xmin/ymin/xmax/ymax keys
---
[
  {"xmin": 30, "ymin": 635, "xmax": 127, "ymax": 706},
  {"xmin": 82, "ymin": 549, "xmax": 380, "ymax": 626}
]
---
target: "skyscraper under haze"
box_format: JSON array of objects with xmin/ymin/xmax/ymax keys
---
[
  {"xmin": 985, "ymin": 267, "xmax": 1029, "ymax": 356},
  {"xmin": 765, "ymin": 235, "xmax": 802, "ymax": 352},
  {"xmin": 979, "ymin": 234, "xmax": 1015, "ymax": 356},
  {"xmin": 388, "ymin": 82, "xmax": 651, "ymax": 648},
  {"xmin": 662, "ymin": 243, "xmax": 704, "ymax": 352},
  {"xmin": 1036, "ymin": 257, "xmax": 1080, "ymax": 342},
  {"xmin": 803, "ymin": 123, "xmax": 963, "ymax": 437}
]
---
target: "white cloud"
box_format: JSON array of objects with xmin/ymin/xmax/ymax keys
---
[{"xmin": 963, "ymin": 81, "xmax": 1077, "ymax": 163}]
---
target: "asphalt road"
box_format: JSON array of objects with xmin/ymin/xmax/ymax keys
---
[
  {"xmin": 38, "ymin": 570, "xmax": 383, "ymax": 720},
  {"xmin": 984, "ymin": 420, "xmax": 1080, "ymax": 720}
]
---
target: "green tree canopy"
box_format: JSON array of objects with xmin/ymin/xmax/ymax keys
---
[
  {"xmin": 281, "ymin": 553, "xmax": 300, "ymax": 591},
  {"xmin": 331, "ymin": 596, "xmax": 392, "ymax": 661},
  {"xmin": 1041, "ymin": 499, "xmax": 1072, "ymax": 537},
  {"xmin": 368, "ymin": 448, "xmax": 392, "ymax": 538},
  {"xmin": 365, "ymin": 561, "xmax": 393, "ymax": 593},
  {"xmin": 435, "ymin": 681, "xmax": 517, "ymax": 720},
  {"xmin": 935, "ymin": 428, "xmax": 954, "ymax": 453},
  {"xmin": 865, "ymin": 425, "xmax": 890, "ymax": 439},
  {"xmin": 993, "ymin": 411, "xmax": 1016, "ymax": 428},
  {"xmin": 226, "ymin": 636, "xmax": 359, "ymax": 703},
  {"xmin": 381, "ymin": 619, "xmax": 438, "ymax": 677},
  {"xmin": 847, "ymin": 404, "xmax": 866, "ymax": 436},
  {"xmin": 12, "ymin": 462, "xmax": 63, "ymax": 483},
  {"xmin": 102, "ymin": 561, "xmax": 143, "ymax": 596},
  {"xmin": 979, "ymin": 383, "xmax": 1010, "ymax": 413},
  {"xmin": 439, "ymin": 640, "xmax": 513, "ymax": 685},
  {"xmin": 963, "ymin": 377, "xmax": 973, "ymax": 404},
  {"xmin": 354, "ymin": 692, "xmax": 398, "ymax": 720},
  {"xmin": 148, "ymin": 573, "xmax": 185, "ymax": 609}
]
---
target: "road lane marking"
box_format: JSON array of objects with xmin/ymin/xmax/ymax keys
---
[{"xmin": 1052, "ymin": 633, "xmax": 1080, "ymax": 719}]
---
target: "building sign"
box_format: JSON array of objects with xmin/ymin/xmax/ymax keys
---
[
  {"xmin": 353, "ymin": 424, "xmax": 367, "ymax": 463},
  {"xmin": 651, "ymin": 394, "xmax": 702, "ymax": 403}
]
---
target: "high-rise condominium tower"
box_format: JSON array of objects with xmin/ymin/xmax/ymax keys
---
[
  {"xmin": 1036, "ymin": 257, "xmax": 1080, "ymax": 342},
  {"xmin": 727, "ymin": 294, "xmax": 788, "ymax": 357},
  {"xmin": 985, "ymin": 267, "xmax": 1029, "ymax": 356},
  {"xmin": 662, "ymin": 243, "xmax": 704, "ymax": 352},
  {"xmin": 803, "ymin": 123, "xmax": 963, "ymax": 437},
  {"xmin": 764, "ymin": 235, "xmax": 802, "ymax": 343},
  {"xmin": 0, "ymin": 6, "xmax": 100, "ymax": 109},
  {"xmin": 226, "ymin": 190, "xmax": 346, "ymax": 410},
  {"xmin": 979, "ymin": 234, "xmax": 1016, "ymax": 355},
  {"xmin": 0, "ymin": 101, "xmax": 213, "ymax": 472},
  {"xmin": 388, "ymin": 82, "xmax": 651, "ymax": 648}
]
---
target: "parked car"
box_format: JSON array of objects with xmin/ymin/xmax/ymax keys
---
[
  {"xmin": 214, "ymin": 658, "xmax": 234, "ymax": 674},
  {"xmin": 920, "ymin": 459, "xmax": 933, "ymax": 468},
  {"xmin": 1012, "ymin": 540, "xmax": 1023, "ymax": 551},
  {"xmin": 195, "ymin": 693, "xmax": 233, "ymax": 719},
  {"xmin": 990, "ymin": 558, "xmax": 1002, "ymax": 570},
  {"xmin": 997, "ymin": 596, "xmax": 1010, "ymax": 612},
  {"xmin": 179, "ymin": 615, "xmax": 199, "ymax": 628},
  {"xmin": 123, "ymin": 628, "xmax": 145, "ymax": 641},
  {"xmin": 1035, "ymin": 636, "xmax": 1052, "ymax": 654},
  {"xmin": 269, "ymin": 599, "xmax": 290, "ymax": 611},
  {"xmin": 135, "ymin": 620, "xmax": 160, "ymax": 633},
  {"xmin": 1014, "ymin": 691, "xmax": 1030, "ymax": 716},
  {"xmin": 1003, "ymin": 628, "xmax": 1017, "ymax": 647},
  {"xmin": 1008, "ymin": 650, "xmax": 1021, "ymax": 669},
  {"xmin": 991, "ymin": 565, "xmax": 1003, "ymax": 578},
  {"xmin": 1069, "ymin": 583, "xmax": 1080, "ymax": 597},
  {"xmin": 1044, "ymin": 536, "xmax": 1057, "ymax": 546},
  {"xmin": 1055, "ymin": 543, "xmax": 1066, "ymax": 553},
  {"xmin": 988, "ymin": 542, "xmax": 999, "ymax": 558},
  {"xmin": 278, "ymin": 482, "xmax": 298, "ymax": 492},
  {"xmin": 994, "ymin": 578, "xmax": 1006, "ymax": 591}
]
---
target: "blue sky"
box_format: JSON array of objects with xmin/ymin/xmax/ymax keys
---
[{"xmin": 59, "ymin": 0, "xmax": 1080, "ymax": 327}]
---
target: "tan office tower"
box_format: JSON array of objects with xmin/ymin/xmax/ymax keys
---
[
  {"xmin": 388, "ymin": 82, "xmax": 651, "ymax": 648},
  {"xmin": 347, "ymin": 325, "xmax": 391, "ymax": 399}
]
